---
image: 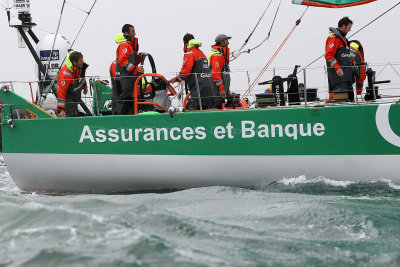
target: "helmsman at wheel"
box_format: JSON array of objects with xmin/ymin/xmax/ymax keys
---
[{"xmin": 114, "ymin": 24, "xmax": 145, "ymax": 115}]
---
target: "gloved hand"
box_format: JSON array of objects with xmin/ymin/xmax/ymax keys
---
[
  {"xmin": 168, "ymin": 77, "xmax": 178, "ymax": 84},
  {"xmin": 135, "ymin": 66, "xmax": 145, "ymax": 74}
]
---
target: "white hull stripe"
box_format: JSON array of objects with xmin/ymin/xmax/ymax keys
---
[{"xmin": 4, "ymin": 153, "xmax": 400, "ymax": 193}]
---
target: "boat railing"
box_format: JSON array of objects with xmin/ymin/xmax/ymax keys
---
[
  {"xmin": 1, "ymin": 63, "xmax": 399, "ymax": 118},
  {"xmin": 132, "ymin": 73, "xmax": 177, "ymax": 115}
]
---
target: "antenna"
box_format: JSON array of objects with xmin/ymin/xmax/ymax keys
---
[
  {"xmin": 7, "ymin": 0, "xmax": 36, "ymax": 48},
  {"xmin": 5, "ymin": 0, "xmax": 53, "ymax": 97},
  {"xmin": 8, "ymin": 0, "xmax": 35, "ymax": 28}
]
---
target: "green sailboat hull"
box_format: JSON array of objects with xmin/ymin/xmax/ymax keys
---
[{"xmin": 1, "ymin": 96, "xmax": 400, "ymax": 192}]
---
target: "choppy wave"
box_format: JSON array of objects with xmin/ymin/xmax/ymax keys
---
[
  {"xmin": 249, "ymin": 175, "xmax": 400, "ymax": 197},
  {"xmin": 1, "ymin": 164, "xmax": 400, "ymax": 265}
]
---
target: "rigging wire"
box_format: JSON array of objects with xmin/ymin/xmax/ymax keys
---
[
  {"xmin": 38, "ymin": 0, "xmax": 98, "ymax": 105},
  {"xmin": 376, "ymin": 62, "xmax": 400, "ymax": 79},
  {"xmin": 300, "ymin": 1, "xmax": 400, "ymax": 72},
  {"xmin": 65, "ymin": 1, "xmax": 89, "ymax": 14},
  {"xmin": 35, "ymin": 27, "xmax": 55, "ymax": 34},
  {"xmin": 241, "ymin": 7, "xmax": 309, "ymax": 100},
  {"xmin": 241, "ymin": 0, "xmax": 282, "ymax": 55},
  {"xmin": 69, "ymin": 0, "xmax": 97, "ymax": 48},
  {"xmin": 43, "ymin": 0, "xmax": 66, "ymax": 81},
  {"xmin": 389, "ymin": 64, "xmax": 400, "ymax": 79},
  {"xmin": 231, "ymin": 0, "xmax": 273, "ymax": 59}
]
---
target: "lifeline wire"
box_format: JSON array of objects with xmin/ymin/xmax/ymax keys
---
[
  {"xmin": 241, "ymin": 7, "xmax": 309, "ymax": 100},
  {"xmin": 301, "ymin": 1, "xmax": 400, "ymax": 71}
]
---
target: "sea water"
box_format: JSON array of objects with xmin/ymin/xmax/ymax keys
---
[{"xmin": 1, "ymin": 157, "xmax": 400, "ymax": 266}]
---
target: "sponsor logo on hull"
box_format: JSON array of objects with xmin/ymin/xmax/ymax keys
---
[{"xmin": 376, "ymin": 104, "xmax": 400, "ymax": 147}]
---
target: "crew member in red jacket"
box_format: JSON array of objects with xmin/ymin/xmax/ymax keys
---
[
  {"xmin": 114, "ymin": 24, "xmax": 145, "ymax": 115},
  {"xmin": 109, "ymin": 60, "xmax": 118, "ymax": 114},
  {"xmin": 325, "ymin": 17, "xmax": 354, "ymax": 101},
  {"xmin": 209, "ymin": 34, "xmax": 231, "ymax": 101},
  {"xmin": 350, "ymin": 40, "xmax": 366, "ymax": 96},
  {"xmin": 169, "ymin": 33, "xmax": 217, "ymax": 110},
  {"xmin": 110, "ymin": 60, "xmax": 117, "ymax": 85},
  {"xmin": 57, "ymin": 51, "xmax": 88, "ymax": 117}
]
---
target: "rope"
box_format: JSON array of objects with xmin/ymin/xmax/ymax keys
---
[
  {"xmin": 301, "ymin": 1, "xmax": 400, "ymax": 71},
  {"xmin": 241, "ymin": 8, "xmax": 308, "ymax": 100}
]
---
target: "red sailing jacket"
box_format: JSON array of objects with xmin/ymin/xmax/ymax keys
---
[
  {"xmin": 325, "ymin": 31, "xmax": 349, "ymax": 71},
  {"xmin": 111, "ymin": 59, "xmax": 151, "ymax": 96},
  {"xmin": 351, "ymin": 43, "xmax": 366, "ymax": 94},
  {"xmin": 110, "ymin": 60, "xmax": 116, "ymax": 81},
  {"xmin": 176, "ymin": 43, "xmax": 207, "ymax": 81},
  {"xmin": 209, "ymin": 45, "xmax": 229, "ymax": 88},
  {"xmin": 116, "ymin": 37, "xmax": 142, "ymax": 75},
  {"xmin": 57, "ymin": 64, "xmax": 87, "ymax": 112}
]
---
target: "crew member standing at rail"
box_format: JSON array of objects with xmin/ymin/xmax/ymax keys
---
[
  {"xmin": 57, "ymin": 51, "xmax": 88, "ymax": 117},
  {"xmin": 169, "ymin": 33, "xmax": 217, "ymax": 110},
  {"xmin": 114, "ymin": 24, "xmax": 145, "ymax": 115},
  {"xmin": 325, "ymin": 17, "xmax": 354, "ymax": 101},
  {"xmin": 209, "ymin": 34, "xmax": 232, "ymax": 107}
]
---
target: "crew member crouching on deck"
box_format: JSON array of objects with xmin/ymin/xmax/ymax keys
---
[
  {"xmin": 325, "ymin": 17, "xmax": 354, "ymax": 102},
  {"xmin": 57, "ymin": 51, "xmax": 88, "ymax": 117}
]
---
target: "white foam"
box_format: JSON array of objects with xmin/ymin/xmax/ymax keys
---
[
  {"xmin": 372, "ymin": 178, "xmax": 400, "ymax": 190},
  {"xmin": 12, "ymin": 226, "xmax": 77, "ymax": 238},
  {"xmin": 278, "ymin": 175, "xmax": 308, "ymax": 186},
  {"xmin": 278, "ymin": 175, "xmax": 355, "ymax": 187},
  {"xmin": 278, "ymin": 176, "xmax": 400, "ymax": 190}
]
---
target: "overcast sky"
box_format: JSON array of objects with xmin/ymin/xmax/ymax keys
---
[{"xmin": 0, "ymin": 0, "xmax": 399, "ymax": 100}]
